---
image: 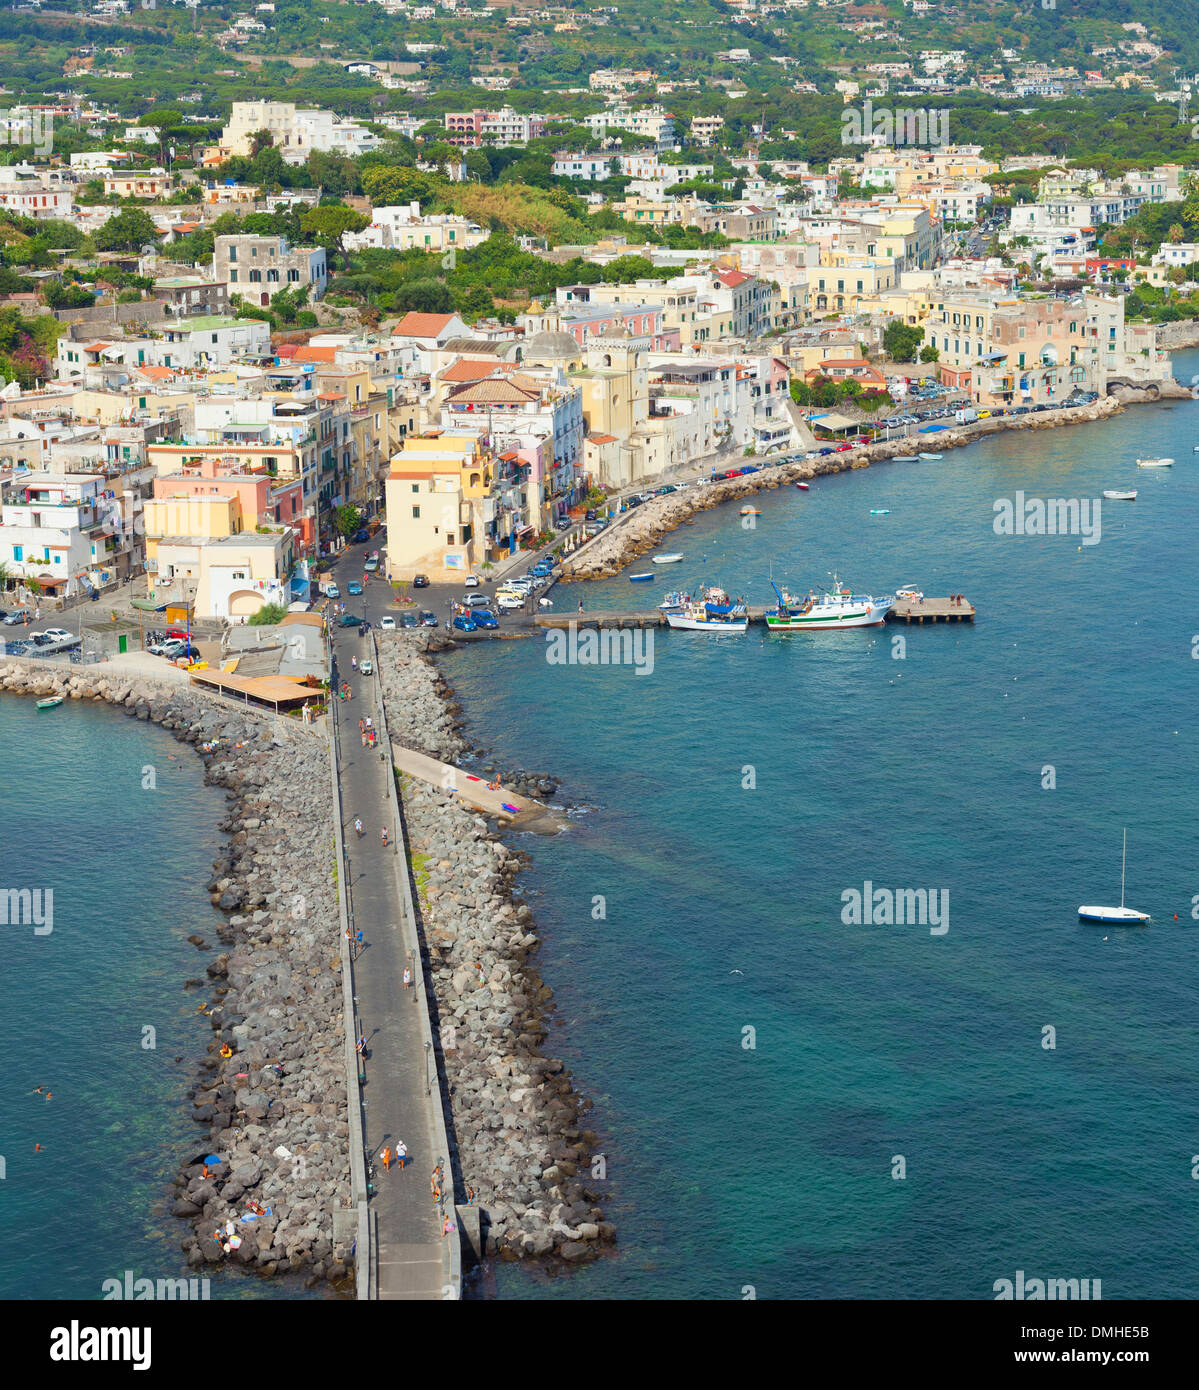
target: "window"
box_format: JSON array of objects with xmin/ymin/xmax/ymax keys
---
[
  {"xmin": 228, "ymin": 246, "xmax": 236, "ymax": 262},
  {"xmin": 249, "ymin": 269, "xmax": 261, "ymax": 283},
  {"xmin": 230, "ymin": 269, "xmax": 238, "ymax": 282},
  {"xmin": 13, "ymin": 545, "xmax": 21, "ymax": 561},
  {"xmin": 411, "ymin": 483, "xmax": 419, "ymax": 493},
  {"xmin": 412, "ymin": 505, "xmax": 420, "ymax": 518}
]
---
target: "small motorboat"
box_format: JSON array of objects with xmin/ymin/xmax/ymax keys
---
[
  {"xmin": 795, "ymin": 482, "xmax": 810, "ymax": 490},
  {"xmin": 1136, "ymin": 457, "xmax": 1173, "ymax": 467},
  {"xmin": 36, "ymin": 696, "xmax": 64, "ymax": 710},
  {"xmin": 1103, "ymin": 490, "xmax": 1137, "ymax": 501},
  {"xmin": 628, "ymin": 573, "xmax": 654, "ymax": 582},
  {"xmin": 918, "ymin": 452, "xmax": 943, "ymax": 460},
  {"xmin": 895, "ymin": 585, "xmax": 923, "ymax": 601},
  {"xmin": 1078, "ymin": 828, "xmax": 1149, "ymax": 925},
  {"xmin": 870, "ymin": 509, "xmax": 890, "ymax": 515},
  {"xmin": 653, "ymin": 554, "xmax": 684, "ymax": 564}
]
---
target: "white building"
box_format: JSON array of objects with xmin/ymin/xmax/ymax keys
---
[{"xmin": 0, "ymin": 472, "xmax": 116, "ymax": 598}]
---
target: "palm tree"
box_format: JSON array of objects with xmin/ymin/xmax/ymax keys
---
[{"xmin": 1168, "ymin": 224, "xmax": 1185, "ymax": 244}]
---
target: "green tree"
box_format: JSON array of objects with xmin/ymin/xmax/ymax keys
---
[
  {"xmin": 882, "ymin": 320, "xmax": 924, "ymax": 362},
  {"xmin": 92, "ymin": 208, "xmax": 160, "ymax": 253},
  {"xmin": 393, "ymin": 278, "xmax": 453, "ymax": 314},
  {"xmin": 249, "ymin": 602, "xmax": 288, "ymax": 625},
  {"xmin": 918, "ymin": 345, "xmax": 940, "ymax": 364},
  {"xmin": 299, "ymin": 207, "xmax": 370, "ymax": 268},
  {"xmin": 333, "ymin": 505, "xmax": 363, "ymax": 538},
  {"xmin": 362, "ymin": 165, "xmax": 435, "ymax": 207}
]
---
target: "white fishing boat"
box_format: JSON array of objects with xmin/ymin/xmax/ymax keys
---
[
  {"xmin": 765, "ymin": 575, "xmax": 894, "ymax": 630},
  {"xmin": 1102, "ymin": 490, "xmax": 1136, "ymax": 501},
  {"xmin": 653, "ymin": 553, "xmax": 684, "ymax": 564},
  {"xmin": 1136, "ymin": 457, "xmax": 1173, "ymax": 468},
  {"xmin": 665, "ymin": 586, "xmax": 748, "ymax": 633},
  {"xmin": 918, "ymin": 452, "xmax": 943, "ymax": 460},
  {"xmin": 1078, "ymin": 828, "xmax": 1149, "ymax": 925}
]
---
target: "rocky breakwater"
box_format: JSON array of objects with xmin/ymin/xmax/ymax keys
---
[
  {"xmin": 0, "ymin": 658, "xmax": 353, "ymax": 1287},
  {"xmin": 562, "ymin": 397, "xmax": 1125, "ymax": 581},
  {"xmin": 375, "ymin": 634, "xmax": 612, "ymax": 1265}
]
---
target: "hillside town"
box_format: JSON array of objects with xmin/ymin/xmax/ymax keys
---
[{"xmin": 1, "ymin": 89, "xmax": 1191, "ymax": 626}]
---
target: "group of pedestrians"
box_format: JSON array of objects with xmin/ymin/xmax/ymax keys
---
[{"xmin": 379, "ymin": 1141, "xmax": 409, "ymax": 1172}]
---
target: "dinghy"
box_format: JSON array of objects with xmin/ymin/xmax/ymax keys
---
[
  {"xmin": 918, "ymin": 452, "xmax": 943, "ymax": 460},
  {"xmin": 35, "ymin": 696, "xmax": 64, "ymax": 710},
  {"xmin": 1102, "ymin": 490, "xmax": 1136, "ymax": 501},
  {"xmin": 652, "ymin": 554, "xmax": 684, "ymax": 564},
  {"xmin": 1136, "ymin": 457, "xmax": 1173, "ymax": 468},
  {"xmin": 628, "ymin": 573, "xmax": 654, "ymax": 582}
]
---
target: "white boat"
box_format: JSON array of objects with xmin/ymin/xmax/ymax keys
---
[
  {"xmin": 1078, "ymin": 828, "xmax": 1149, "ymax": 925},
  {"xmin": 869, "ymin": 509, "xmax": 890, "ymax": 515},
  {"xmin": 1136, "ymin": 457, "xmax": 1173, "ymax": 468},
  {"xmin": 653, "ymin": 553, "xmax": 684, "ymax": 564},
  {"xmin": 765, "ymin": 575, "xmax": 895, "ymax": 630},
  {"xmin": 1102, "ymin": 490, "xmax": 1136, "ymax": 501},
  {"xmin": 918, "ymin": 452, "xmax": 943, "ymax": 460},
  {"xmin": 658, "ymin": 590, "xmax": 689, "ymax": 613},
  {"xmin": 665, "ymin": 586, "xmax": 748, "ymax": 633},
  {"xmin": 895, "ymin": 585, "xmax": 924, "ymax": 601}
]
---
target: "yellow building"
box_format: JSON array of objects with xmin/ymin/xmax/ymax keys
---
[
  {"xmin": 143, "ymin": 492, "xmax": 244, "ymax": 583},
  {"xmin": 384, "ymin": 431, "xmax": 495, "ymax": 580}
]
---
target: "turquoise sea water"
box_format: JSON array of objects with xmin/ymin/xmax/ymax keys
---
[
  {"xmin": 0, "ymin": 699, "xmax": 292, "ymax": 1299},
  {"xmin": 442, "ymin": 352, "xmax": 1199, "ymax": 1300}
]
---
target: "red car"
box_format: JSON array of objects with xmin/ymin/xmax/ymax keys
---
[
  {"xmin": 721, "ymin": 469, "xmax": 741, "ymax": 479},
  {"xmin": 834, "ymin": 443, "xmax": 854, "ymax": 452}
]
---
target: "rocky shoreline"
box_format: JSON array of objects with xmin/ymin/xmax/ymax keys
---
[
  {"xmin": 0, "ymin": 659, "xmax": 353, "ymax": 1288},
  {"xmin": 376, "ymin": 636, "xmax": 613, "ymax": 1265},
  {"xmin": 561, "ymin": 395, "xmax": 1130, "ymax": 580}
]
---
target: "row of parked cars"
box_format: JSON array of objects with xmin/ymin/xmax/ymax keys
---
[{"xmin": 378, "ymin": 612, "xmax": 438, "ymax": 631}]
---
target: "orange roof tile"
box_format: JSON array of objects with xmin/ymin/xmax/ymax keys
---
[
  {"xmin": 296, "ymin": 345, "xmax": 336, "ymax": 363},
  {"xmin": 392, "ymin": 311, "xmax": 457, "ymax": 338}
]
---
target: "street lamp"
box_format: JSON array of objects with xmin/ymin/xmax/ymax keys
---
[{"xmin": 424, "ymin": 1040, "xmax": 431, "ymax": 1097}]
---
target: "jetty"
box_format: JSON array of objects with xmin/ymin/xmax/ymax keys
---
[
  {"xmin": 535, "ymin": 597, "xmax": 975, "ymax": 630},
  {"xmin": 888, "ymin": 597, "xmax": 975, "ymax": 623}
]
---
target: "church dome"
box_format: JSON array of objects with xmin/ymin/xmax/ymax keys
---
[{"xmin": 524, "ymin": 330, "xmax": 582, "ymax": 362}]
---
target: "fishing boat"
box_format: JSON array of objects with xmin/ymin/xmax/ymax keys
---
[
  {"xmin": 1102, "ymin": 489, "xmax": 1137, "ymax": 501},
  {"xmin": 869, "ymin": 508, "xmax": 890, "ymax": 515},
  {"xmin": 35, "ymin": 696, "xmax": 64, "ymax": 710},
  {"xmin": 1136, "ymin": 457, "xmax": 1173, "ymax": 467},
  {"xmin": 1078, "ymin": 828, "xmax": 1149, "ymax": 924},
  {"xmin": 795, "ymin": 482, "xmax": 810, "ymax": 490},
  {"xmin": 918, "ymin": 452, "xmax": 943, "ymax": 461},
  {"xmin": 628, "ymin": 572, "xmax": 654, "ymax": 582},
  {"xmin": 658, "ymin": 590, "xmax": 690, "ymax": 614},
  {"xmin": 765, "ymin": 576, "xmax": 895, "ymax": 631},
  {"xmin": 664, "ymin": 586, "xmax": 748, "ymax": 633},
  {"xmin": 653, "ymin": 553, "xmax": 684, "ymax": 564}
]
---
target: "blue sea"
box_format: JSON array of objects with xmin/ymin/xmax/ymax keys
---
[
  {"xmin": 0, "ymin": 698, "xmax": 304, "ymax": 1299},
  {"xmin": 440, "ymin": 352, "xmax": 1199, "ymax": 1300}
]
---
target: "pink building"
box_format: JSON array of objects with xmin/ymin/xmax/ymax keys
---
[{"xmin": 153, "ymin": 456, "xmax": 304, "ymax": 529}]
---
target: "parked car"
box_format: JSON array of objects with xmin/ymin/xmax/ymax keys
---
[
  {"xmin": 379, "ymin": 615, "xmax": 396, "ymax": 631},
  {"xmin": 364, "ymin": 559, "xmax": 379, "ymax": 573},
  {"xmin": 739, "ymin": 465, "xmax": 760, "ymax": 475},
  {"xmin": 352, "ymin": 529, "xmax": 369, "ymax": 544},
  {"xmin": 834, "ymin": 443, "xmax": 854, "ymax": 452},
  {"xmin": 472, "ymin": 611, "xmax": 499, "ymax": 629},
  {"xmin": 347, "ymin": 580, "xmax": 363, "ymax": 596},
  {"xmin": 2, "ymin": 610, "xmax": 29, "ymax": 625},
  {"xmin": 35, "ymin": 627, "xmax": 73, "ymax": 644},
  {"xmin": 1012, "ymin": 406, "xmax": 1031, "ymax": 416},
  {"xmin": 464, "ymin": 574, "xmax": 480, "ymax": 588},
  {"xmin": 338, "ymin": 613, "xmax": 362, "ymax": 627},
  {"xmin": 817, "ymin": 447, "xmax": 835, "ymax": 456},
  {"xmin": 359, "ymin": 659, "xmax": 373, "ymax": 676},
  {"xmin": 463, "ymin": 593, "xmax": 491, "ymax": 608},
  {"xmin": 324, "ymin": 583, "xmax": 340, "ymax": 599},
  {"xmin": 412, "ymin": 574, "xmax": 430, "ymax": 588},
  {"xmin": 496, "ymin": 593, "xmax": 525, "ymax": 611},
  {"xmin": 162, "ymin": 640, "xmax": 200, "ymax": 661},
  {"xmin": 420, "ymin": 611, "xmax": 438, "ymax": 628},
  {"xmin": 400, "ymin": 612, "xmax": 420, "ymax": 629},
  {"xmin": 585, "ymin": 509, "xmax": 597, "ymax": 522},
  {"xmin": 452, "ymin": 614, "xmax": 478, "ymax": 632}
]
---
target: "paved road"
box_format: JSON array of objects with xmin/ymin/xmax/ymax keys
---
[{"xmin": 329, "ymin": 595, "xmax": 445, "ymax": 1299}]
